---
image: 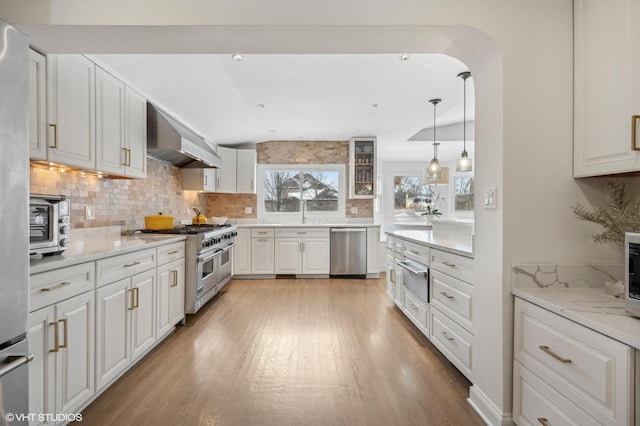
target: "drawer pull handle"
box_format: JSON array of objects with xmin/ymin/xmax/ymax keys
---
[
  {"xmin": 134, "ymin": 287, "xmax": 140, "ymax": 308},
  {"xmin": 48, "ymin": 124, "xmax": 58, "ymax": 148},
  {"xmin": 441, "ymin": 331, "xmax": 454, "ymax": 341},
  {"xmin": 442, "ymin": 261, "xmax": 456, "ymax": 267},
  {"xmin": 170, "ymin": 270, "xmax": 178, "ymax": 287},
  {"xmin": 410, "ymin": 250, "xmax": 420, "ymax": 255},
  {"xmin": 58, "ymin": 319, "xmax": 68, "ymax": 349},
  {"xmin": 409, "ymin": 302, "xmax": 418, "ymax": 309},
  {"xmin": 41, "ymin": 281, "xmax": 71, "ymax": 292},
  {"xmin": 440, "ymin": 291, "xmax": 455, "ymax": 299},
  {"xmin": 49, "ymin": 322, "xmax": 59, "ymax": 353},
  {"xmin": 538, "ymin": 345, "xmax": 572, "ymax": 364},
  {"xmin": 168, "ymin": 250, "xmax": 180, "ymax": 255},
  {"xmin": 537, "ymin": 418, "xmax": 550, "ymax": 426},
  {"xmin": 124, "ymin": 261, "xmax": 141, "ymax": 267}
]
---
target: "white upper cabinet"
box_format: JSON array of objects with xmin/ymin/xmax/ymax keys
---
[
  {"xmin": 181, "ymin": 168, "xmax": 217, "ymax": 192},
  {"xmin": 349, "ymin": 137, "xmax": 376, "ymax": 199},
  {"xmin": 29, "ymin": 49, "xmax": 47, "ymax": 160},
  {"xmin": 96, "ymin": 67, "xmax": 126, "ymax": 175},
  {"xmin": 95, "ymin": 67, "xmax": 147, "ymax": 178},
  {"xmin": 236, "ymin": 149, "xmax": 257, "ymax": 194},
  {"xmin": 123, "ymin": 86, "xmax": 147, "ymax": 178},
  {"xmin": 47, "ymin": 54, "xmax": 96, "ymax": 170},
  {"xmin": 574, "ymin": 0, "xmax": 640, "ymax": 176},
  {"xmin": 215, "ymin": 146, "xmax": 237, "ymax": 193}
]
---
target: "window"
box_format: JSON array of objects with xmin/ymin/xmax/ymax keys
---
[
  {"xmin": 259, "ymin": 165, "xmax": 344, "ymax": 217},
  {"xmin": 453, "ymin": 177, "xmax": 474, "ymax": 212},
  {"xmin": 393, "ymin": 176, "xmax": 447, "ymax": 219}
]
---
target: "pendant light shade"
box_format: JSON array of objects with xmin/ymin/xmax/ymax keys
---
[
  {"xmin": 456, "ymin": 71, "xmax": 473, "ymax": 172},
  {"xmin": 425, "ymin": 98, "xmax": 442, "ymax": 181}
]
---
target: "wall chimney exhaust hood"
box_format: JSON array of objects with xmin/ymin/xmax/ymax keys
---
[{"xmin": 146, "ymin": 103, "xmax": 222, "ymax": 168}]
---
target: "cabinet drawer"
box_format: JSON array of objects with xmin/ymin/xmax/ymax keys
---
[
  {"xmin": 430, "ymin": 249, "xmax": 473, "ymax": 284},
  {"xmin": 513, "ymin": 361, "xmax": 599, "ymax": 426},
  {"xmin": 251, "ymin": 228, "xmax": 274, "ymax": 238},
  {"xmin": 30, "ymin": 262, "xmax": 95, "ymax": 311},
  {"xmin": 275, "ymin": 227, "xmax": 329, "ymax": 238},
  {"xmin": 394, "ymin": 240, "xmax": 403, "ymax": 257},
  {"xmin": 402, "ymin": 241, "xmax": 429, "ymax": 265},
  {"xmin": 386, "ymin": 236, "xmax": 394, "ymax": 251},
  {"xmin": 96, "ymin": 248, "xmax": 156, "ymax": 288},
  {"xmin": 430, "ymin": 306, "xmax": 473, "ymax": 381},
  {"xmin": 403, "ymin": 289, "xmax": 428, "ymax": 334},
  {"xmin": 157, "ymin": 241, "xmax": 185, "ymax": 265},
  {"xmin": 514, "ymin": 298, "xmax": 633, "ymax": 425},
  {"xmin": 430, "ymin": 270, "xmax": 473, "ymax": 333}
]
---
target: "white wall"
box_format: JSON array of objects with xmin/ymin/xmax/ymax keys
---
[{"xmin": 1, "ymin": 1, "xmax": 591, "ymax": 423}]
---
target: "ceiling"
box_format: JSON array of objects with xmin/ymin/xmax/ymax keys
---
[{"xmin": 89, "ymin": 53, "xmax": 475, "ymax": 163}]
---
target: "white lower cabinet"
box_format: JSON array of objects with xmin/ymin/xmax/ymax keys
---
[
  {"xmin": 157, "ymin": 257, "xmax": 185, "ymax": 337},
  {"xmin": 29, "ymin": 241, "xmax": 186, "ymax": 425},
  {"xmin": 513, "ymin": 297, "xmax": 634, "ymax": 426},
  {"xmin": 385, "ymin": 255, "xmax": 395, "ymax": 300},
  {"xmin": 251, "ymin": 228, "xmax": 274, "ymax": 274},
  {"xmin": 393, "ymin": 266, "xmax": 404, "ymax": 309},
  {"xmin": 233, "ymin": 228, "xmax": 251, "ymax": 275},
  {"xmin": 274, "ymin": 228, "xmax": 330, "ymax": 275},
  {"xmin": 29, "ymin": 290, "xmax": 95, "ymax": 425},
  {"xmin": 429, "ymin": 306, "xmax": 473, "ymax": 381},
  {"xmin": 403, "ymin": 288, "xmax": 428, "ymax": 335},
  {"xmin": 95, "ymin": 268, "xmax": 156, "ymax": 391}
]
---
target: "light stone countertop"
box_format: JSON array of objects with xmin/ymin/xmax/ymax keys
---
[
  {"xmin": 511, "ymin": 263, "xmax": 640, "ymax": 349},
  {"xmin": 512, "ymin": 287, "xmax": 640, "ymax": 349},
  {"xmin": 30, "ymin": 234, "xmax": 186, "ymax": 275},
  {"xmin": 387, "ymin": 229, "xmax": 473, "ymax": 258}
]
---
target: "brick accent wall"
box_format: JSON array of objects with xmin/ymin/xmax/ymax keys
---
[
  {"xmin": 30, "ymin": 159, "xmax": 208, "ymax": 231},
  {"xmin": 205, "ymin": 140, "xmax": 373, "ymax": 219}
]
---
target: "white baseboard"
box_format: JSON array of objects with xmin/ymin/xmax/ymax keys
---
[{"xmin": 468, "ymin": 385, "xmax": 514, "ymax": 426}]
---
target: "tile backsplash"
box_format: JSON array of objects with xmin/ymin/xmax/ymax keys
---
[
  {"xmin": 30, "ymin": 140, "xmax": 374, "ymax": 231},
  {"xmin": 30, "ymin": 159, "xmax": 208, "ymax": 231}
]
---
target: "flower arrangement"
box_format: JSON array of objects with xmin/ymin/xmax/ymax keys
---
[{"xmin": 572, "ymin": 179, "xmax": 640, "ymax": 245}]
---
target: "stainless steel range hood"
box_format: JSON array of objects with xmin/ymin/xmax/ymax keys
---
[{"xmin": 146, "ymin": 103, "xmax": 222, "ymax": 168}]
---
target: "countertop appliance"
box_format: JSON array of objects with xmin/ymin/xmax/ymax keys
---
[
  {"xmin": 0, "ymin": 18, "xmax": 33, "ymax": 423},
  {"xmin": 29, "ymin": 194, "xmax": 71, "ymax": 256},
  {"xmin": 625, "ymin": 232, "xmax": 640, "ymax": 317},
  {"xmin": 141, "ymin": 224, "xmax": 236, "ymax": 314},
  {"xmin": 330, "ymin": 227, "xmax": 366, "ymax": 277}
]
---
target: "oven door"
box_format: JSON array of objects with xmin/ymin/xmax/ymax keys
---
[
  {"xmin": 197, "ymin": 250, "xmax": 219, "ymax": 298},
  {"xmin": 217, "ymin": 244, "xmax": 233, "ymax": 285}
]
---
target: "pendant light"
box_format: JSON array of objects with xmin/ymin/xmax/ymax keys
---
[
  {"xmin": 456, "ymin": 71, "xmax": 473, "ymax": 172},
  {"xmin": 425, "ymin": 98, "xmax": 442, "ymax": 180}
]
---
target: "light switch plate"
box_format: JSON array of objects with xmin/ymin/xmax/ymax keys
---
[
  {"xmin": 244, "ymin": 207, "xmax": 253, "ymax": 214},
  {"xmin": 85, "ymin": 205, "xmax": 95, "ymax": 220},
  {"xmin": 483, "ymin": 187, "xmax": 497, "ymax": 209}
]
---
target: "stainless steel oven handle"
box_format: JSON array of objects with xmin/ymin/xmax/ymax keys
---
[
  {"xmin": 397, "ymin": 261, "xmax": 429, "ymax": 275},
  {"xmin": 0, "ymin": 353, "xmax": 34, "ymax": 378}
]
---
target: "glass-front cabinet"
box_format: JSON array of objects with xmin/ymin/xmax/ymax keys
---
[{"xmin": 349, "ymin": 137, "xmax": 376, "ymax": 199}]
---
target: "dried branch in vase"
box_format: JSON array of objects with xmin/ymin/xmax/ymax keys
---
[{"xmin": 572, "ymin": 180, "xmax": 640, "ymax": 245}]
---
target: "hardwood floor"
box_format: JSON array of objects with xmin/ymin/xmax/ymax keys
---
[{"xmin": 79, "ymin": 276, "xmax": 484, "ymax": 425}]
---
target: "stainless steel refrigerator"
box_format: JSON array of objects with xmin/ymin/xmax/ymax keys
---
[{"xmin": 0, "ymin": 18, "xmax": 33, "ymax": 425}]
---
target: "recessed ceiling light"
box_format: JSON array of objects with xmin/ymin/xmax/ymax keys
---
[
  {"xmin": 232, "ymin": 54, "xmax": 245, "ymax": 62},
  {"xmin": 269, "ymin": 129, "xmax": 276, "ymax": 133},
  {"xmin": 257, "ymin": 104, "xmax": 265, "ymax": 109},
  {"xmin": 399, "ymin": 54, "xmax": 411, "ymax": 61},
  {"xmin": 372, "ymin": 104, "xmax": 379, "ymax": 108}
]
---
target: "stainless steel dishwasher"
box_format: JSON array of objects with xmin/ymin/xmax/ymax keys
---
[{"xmin": 330, "ymin": 227, "xmax": 367, "ymax": 276}]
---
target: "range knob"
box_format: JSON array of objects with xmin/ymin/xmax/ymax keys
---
[
  {"xmin": 59, "ymin": 216, "xmax": 70, "ymax": 224},
  {"xmin": 231, "ymin": 231, "xmax": 237, "ymax": 237},
  {"xmin": 59, "ymin": 238, "xmax": 70, "ymax": 248},
  {"xmin": 59, "ymin": 225, "xmax": 70, "ymax": 235}
]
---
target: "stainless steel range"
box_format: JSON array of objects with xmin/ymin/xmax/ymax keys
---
[{"xmin": 142, "ymin": 224, "xmax": 236, "ymax": 314}]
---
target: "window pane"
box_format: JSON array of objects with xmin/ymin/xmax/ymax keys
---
[
  {"xmin": 454, "ymin": 177, "xmax": 474, "ymax": 211},
  {"xmin": 393, "ymin": 176, "xmax": 445, "ymax": 218},
  {"xmin": 303, "ymin": 171, "xmax": 339, "ymax": 212},
  {"xmin": 263, "ymin": 170, "xmax": 302, "ymax": 212}
]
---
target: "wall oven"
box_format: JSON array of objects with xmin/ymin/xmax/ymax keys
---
[{"xmin": 29, "ymin": 194, "xmax": 70, "ymax": 256}]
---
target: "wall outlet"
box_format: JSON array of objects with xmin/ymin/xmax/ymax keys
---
[
  {"xmin": 85, "ymin": 205, "xmax": 95, "ymax": 220},
  {"xmin": 350, "ymin": 206, "xmax": 359, "ymax": 214},
  {"xmin": 244, "ymin": 207, "xmax": 253, "ymax": 214}
]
